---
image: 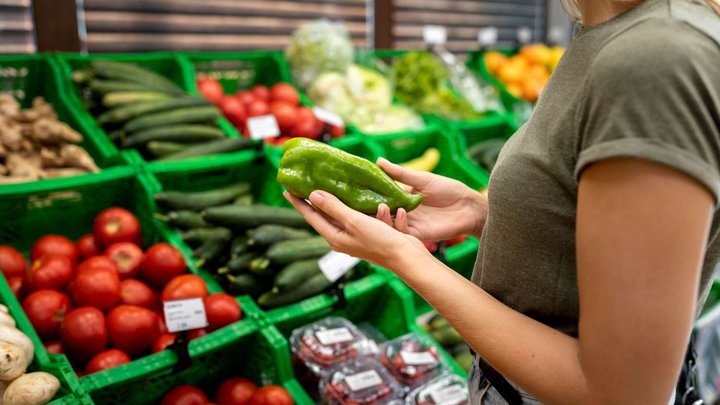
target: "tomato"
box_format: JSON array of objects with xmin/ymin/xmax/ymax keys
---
[
  {"xmin": 236, "ymin": 91, "xmax": 255, "ymax": 106},
  {"xmin": 249, "ymin": 386, "xmax": 293, "ymax": 405},
  {"xmin": 157, "ymin": 308, "xmax": 168, "ymax": 333},
  {"xmin": 0, "ymin": 245, "xmax": 27, "ymax": 278},
  {"xmin": 152, "ymin": 333, "xmax": 176, "ymax": 353},
  {"xmin": 422, "ymin": 240, "xmax": 438, "ymax": 253},
  {"xmin": 445, "ymin": 234, "xmax": 468, "ymax": 248},
  {"xmin": 187, "ymin": 328, "xmax": 207, "ymax": 340},
  {"xmin": 219, "ymin": 96, "xmax": 247, "ymax": 126},
  {"xmin": 140, "ymin": 243, "xmax": 186, "ymax": 288},
  {"xmin": 161, "ymin": 386, "xmax": 209, "ymax": 405},
  {"xmin": 106, "ymin": 242, "xmax": 144, "ymax": 279},
  {"xmin": 329, "ymin": 125, "xmax": 344, "ymax": 138},
  {"xmin": 60, "ymin": 307, "xmax": 107, "ymax": 362},
  {"xmin": 85, "ymin": 348, "xmax": 132, "ymax": 374},
  {"xmin": 215, "ymin": 377, "xmax": 257, "ymax": 405},
  {"xmin": 197, "ymin": 77, "xmax": 224, "ymax": 105},
  {"xmin": 250, "ymin": 85, "xmax": 270, "ymax": 102},
  {"xmin": 294, "ymin": 106, "xmax": 315, "ymax": 124},
  {"xmin": 290, "ymin": 120, "xmax": 320, "ymax": 139},
  {"xmin": 106, "ymin": 305, "xmax": 161, "ymax": 356},
  {"xmin": 270, "ymin": 83, "xmax": 299, "ymax": 106},
  {"xmin": 161, "ymin": 275, "xmax": 208, "ymax": 302},
  {"xmin": 70, "ymin": 267, "xmax": 121, "ymax": 311},
  {"xmin": 22, "ymin": 290, "xmax": 71, "ymax": 340},
  {"xmin": 204, "ymin": 294, "xmax": 242, "ymax": 331},
  {"xmin": 8, "ymin": 277, "xmax": 23, "ymax": 298},
  {"xmin": 120, "ymin": 279, "xmax": 156, "ymax": 309},
  {"xmin": 93, "ymin": 207, "xmax": 142, "ymax": 249},
  {"xmin": 269, "ymin": 102, "xmax": 298, "ymax": 133},
  {"xmin": 77, "ymin": 256, "xmax": 118, "ymax": 275},
  {"xmin": 246, "ymin": 100, "xmax": 270, "ymax": 118},
  {"xmin": 25, "ymin": 255, "xmax": 73, "ymax": 292},
  {"xmin": 44, "ymin": 340, "xmax": 63, "ymax": 354},
  {"xmin": 31, "ymin": 235, "xmax": 77, "ymax": 263},
  {"xmin": 76, "ymin": 234, "xmax": 100, "ymax": 260}
]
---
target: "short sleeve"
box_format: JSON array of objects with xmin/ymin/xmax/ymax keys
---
[{"xmin": 576, "ymin": 18, "xmax": 720, "ymax": 203}]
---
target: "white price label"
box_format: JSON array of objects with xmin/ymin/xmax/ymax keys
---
[
  {"xmin": 163, "ymin": 298, "xmax": 208, "ymax": 333},
  {"xmin": 477, "ymin": 27, "xmax": 499, "ymax": 46},
  {"xmin": 318, "ymin": 251, "xmax": 360, "ymax": 283},
  {"xmin": 315, "ymin": 327, "xmax": 355, "ymax": 345},
  {"xmin": 517, "ymin": 26, "xmax": 533, "ymax": 44},
  {"xmin": 247, "ymin": 115, "xmax": 280, "ymax": 140},
  {"xmin": 423, "ymin": 25, "xmax": 447, "ymax": 45},
  {"xmin": 345, "ymin": 370, "xmax": 383, "ymax": 392},
  {"xmin": 400, "ymin": 351, "xmax": 438, "ymax": 366},
  {"xmin": 313, "ymin": 107, "xmax": 344, "ymax": 127},
  {"xmin": 429, "ymin": 384, "xmax": 467, "ymax": 405}
]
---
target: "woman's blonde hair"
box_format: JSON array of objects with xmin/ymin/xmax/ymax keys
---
[{"xmin": 561, "ymin": 0, "xmax": 720, "ymax": 20}]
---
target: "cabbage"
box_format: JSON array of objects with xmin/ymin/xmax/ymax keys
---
[
  {"xmin": 285, "ymin": 20, "xmax": 354, "ymax": 88},
  {"xmin": 346, "ymin": 65, "xmax": 391, "ymax": 107},
  {"xmin": 307, "ymin": 72, "xmax": 357, "ymax": 118}
]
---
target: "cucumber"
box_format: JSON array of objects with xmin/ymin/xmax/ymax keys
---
[
  {"xmin": 203, "ymin": 204, "xmax": 307, "ymax": 229},
  {"xmin": 219, "ymin": 252, "xmax": 257, "ymax": 275},
  {"xmin": 72, "ymin": 68, "xmax": 95, "ymax": 85},
  {"xmin": 225, "ymin": 273, "xmax": 267, "ymax": 297},
  {"xmin": 147, "ymin": 141, "xmax": 191, "ymax": 158},
  {"xmin": 155, "ymin": 183, "xmax": 251, "ymax": 211},
  {"xmin": 266, "ymin": 236, "xmax": 331, "ymax": 264},
  {"xmin": 102, "ymin": 91, "xmax": 171, "ymax": 108},
  {"xmin": 192, "ymin": 228, "xmax": 232, "ymax": 265},
  {"xmin": 247, "ymin": 224, "xmax": 312, "ymax": 246},
  {"xmin": 90, "ymin": 60, "xmax": 184, "ymax": 94},
  {"xmin": 96, "ymin": 97, "xmax": 209, "ymax": 126},
  {"xmin": 274, "ymin": 259, "xmax": 322, "ymax": 292},
  {"xmin": 157, "ymin": 138, "xmax": 252, "ymax": 161},
  {"xmin": 233, "ymin": 194, "xmax": 254, "ymax": 206},
  {"xmin": 230, "ymin": 235, "xmax": 249, "ymax": 257},
  {"xmin": 89, "ymin": 80, "xmax": 165, "ymax": 95},
  {"xmin": 124, "ymin": 106, "xmax": 220, "ymax": 133},
  {"xmin": 257, "ymin": 273, "xmax": 332, "ymax": 308},
  {"xmin": 248, "ymin": 257, "xmax": 273, "ymax": 278},
  {"xmin": 164, "ymin": 210, "xmax": 209, "ymax": 229},
  {"xmin": 182, "ymin": 227, "xmax": 231, "ymax": 244},
  {"xmin": 123, "ymin": 125, "xmax": 225, "ymax": 148}
]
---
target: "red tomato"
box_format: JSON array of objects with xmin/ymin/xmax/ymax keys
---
[
  {"xmin": 140, "ymin": 243, "xmax": 186, "ymax": 288},
  {"xmin": 8, "ymin": 276, "xmax": 23, "ymax": 298},
  {"xmin": 269, "ymin": 102, "xmax": 298, "ymax": 132},
  {"xmin": 60, "ymin": 307, "xmax": 107, "ymax": 362},
  {"xmin": 44, "ymin": 341, "xmax": 63, "ymax": 354},
  {"xmin": 329, "ymin": 125, "xmax": 345, "ymax": 138},
  {"xmin": 152, "ymin": 333, "xmax": 176, "ymax": 353},
  {"xmin": 69, "ymin": 267, "xmax": 121, "ymax": 311},
  {"xmin": 270, "ymin": 83, "xmax": 299, "ymax": 106},
  {"xmin": 25, "ymin": 255, "xmax": 73, "ymax": 291},
  {"xmin": 246, "ymin": 100, "xmax": 270, "ymax": 118},
  {"xmin": 85, "ymin": 348, "xmax": 131, "ymax": 374},
  {"xmin": 77, "ymin": 256, "xmax": 118, "ymax": 275},
  {"xmin": 76, "ymin": 234, "xmax": 100, "ymax": 260},
  {"xmin": 22, "ymin": 290, "xmax": 71, "ymax": 340},
  {"xmin": 31, "ymin": 235, "xmax": 77, "ymax": 263},
  {"xmin": 295, "ymin": 106, "xmax": 315, "ymax": 125},
  {"xmin": 236, "ymin": 91, "xmax": 255, "ymax": 106},
  {"xmin": 204, "ymin": 294, "xmax": 242, "ymax": 331},
  {"xmin": 249, "ymin": 386, "xmax": 293, "ymax": 405},
  {"xmin": 161, "ymin": 275, "xmax": 208, "ymax": 302},
  {"xmin": 93, "ymin": 208, "xmax": 142, "ymax": 249},
  {"xmin": 106, "ymin": 242, "xmax": 144, "ymax": 279},
  {"xmin": 290, "ymin": 120, "xmax": 320, "ymax": 139},
  {"xmin": 187, "ymin": 328, "xmax": 207, "ymax": 340},
  {"xmin": 219, "ymin": 96, "xmax": 247, "ymax": 126},
  {"xmin": 120, "ymin": 279, "xmax": 156, "ymax": 309},
  {"xmin": 161, "ymin": 386, "xmax": 209, "ymax": 405},
  {"xmin": 157, "ymin": 308, "xmax": 168, "ymax": 334},
  {"xmin": 445, "ymin": 234, "xmax": 468, "ymax": 248},
  {"xmin": 197, "ymin": 77, "xmax": 224, "ymax": 105},
  {"xmin": 106, "ymin": 305, "xmax": 161, "ymax": 356},
  {"xmin": 250, "ymin": 85, "xmax": 270, "ymax": 102},
  {"xmin": 0, "ymin": 245, "xmax": 27, "ymax": 278},
  {"xmin": 215, "ymin": 377, "xmax": 257, "ymax": 405},
  {"xmin": 422, "ymin": 240, "xmax": 438, "ymax": 253}
]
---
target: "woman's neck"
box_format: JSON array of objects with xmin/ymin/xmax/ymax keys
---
[{"xmin": 577, "ymin": 0, "xmax": 645, "ymax": 26}]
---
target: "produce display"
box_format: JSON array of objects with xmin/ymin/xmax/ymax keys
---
[
  {"xmin": 420, "ymin": 313, "xmax": 473, "ymax": 373},
  {"xmin": 405, "ymin": 374, "xmax": 468, "ymax": 405},
  {"xmin": 0, "ymin": 94, "xmax": 99, "ymax": 184},
  {"xmin": 484, "ymin": 44, "xmax": 564, "ymax": 103},
  {"xmin": 160, "ymin": 378, "xmax": 293, "ymax": 405}
]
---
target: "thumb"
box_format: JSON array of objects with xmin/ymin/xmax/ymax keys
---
[
  {"xmin": 308, "ymin": 190, "xmax": 362, "ymax": 224},
  {"xmin": 377, "ymin": 157, "xmax": 430, "ymax": 189}
]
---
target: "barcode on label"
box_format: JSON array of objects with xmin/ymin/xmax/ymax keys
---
[
  {"xmin": 345, "ymin": 370, "xmax": 382, "ymax": 392},
  {"xmin": 318, "ymin": 251, "xmax": 359, "ymax": 283},
  {"xmin": 400, "ymin": 350, "xmax": 438, "ymax": 366},
  {"xmin": 313, "ymin": 107, "xmax": 344, "ymax": 127},
  {"xmin": 430, "ymin": 384, "xmax": 467, "ymax": 405},
  {"xmin": 163, "ymin": 297, "xmax": 209, "ymax": 333},
  {"xmin": 248, "ymin": 115, "xmax": 280, "ymax": 139},
  {"xmin": 315, "ymin": 327, "xmax": 354, "ymax": 345},
  {"xmin": 423, "ymin": 25, "xmax": 447, "ymax": 45}
]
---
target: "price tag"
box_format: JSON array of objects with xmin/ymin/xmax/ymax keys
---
[
  {"xmin": 477, "ymin": 27, "xmax": 499, "ymax": 46},
  {"xmin": 548, "ymin": 26, "xmax": 567, "ymax": 45},
  {"xmin": 423, "ymin": 25, "xmax": 447, "ymax": 45},
  {"xmin": 345, "ymin": 370, "xmax": 383, "ymax": 392},
  {"xmin": 318, "ymin": 251, "xmax": 360, "ymax": 283},
  {"xmin": 400, "ymin": 351, "xmax": 438, "ymax": 366},
  {"xmin": 315, "ymin": 327, "xmax": 355, "ymax": 345},
  {"xmin": 163, "ymin": 298, "xmax": 208, "ymax": 333},
  {"xmin": 429, "ymin": 384, "xmax": 467, "ymax": 405},
  {"xmin": 517, "ymin": 26, "xmax": 533, "ymax": 44},
  {"xmin": 247, "ymin": 115, "xmax": 280, "ymax": 140},
  {"xmin": 313, "ymin": 107, "xmax": 344, "ymax": 127}
]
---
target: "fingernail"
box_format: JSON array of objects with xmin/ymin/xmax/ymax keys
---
[
  {"xmin": 377, "ymin": 157, "xmax": 388, "ymax": 165},
  {"xmin": 283, "ymin": 191, "xmax": 290, "ymax": 200},
  {"xmin": 309, "ymin": 191, "xmax": 324, "ymax": 204}
]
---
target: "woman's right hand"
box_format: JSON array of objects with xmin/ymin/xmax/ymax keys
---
[{"xmin": 375, "ymin": 157, "xmax": 488, "ymax": 241}]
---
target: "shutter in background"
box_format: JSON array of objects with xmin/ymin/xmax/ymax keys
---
[
  {"xmin": 0, "ymin": 0, "xmax": 35, "ymax": 54},
  {"xmin": 81, "ymin": 0, "xmax": 370, "ymax": 53}
]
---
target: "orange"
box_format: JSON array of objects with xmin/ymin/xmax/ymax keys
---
[
  {"xmin": 521, "ymin": 77, "xmax": 545, "ymax": 103},
  {"xmin": 506, "ymin": 83, "xmax": 523, "ymax": 99},
  {"xmin": 484, "ymin": 52, "xmax": 508, "ymax": 76},
  {"xmin": 520, "ymin": 44, "xmax": 552, "ymax": 66}
]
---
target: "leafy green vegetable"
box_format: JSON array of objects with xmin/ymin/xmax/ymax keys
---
[{"xmin": 285, "ymin": 20, "xmax": 354, "ymax": 88}]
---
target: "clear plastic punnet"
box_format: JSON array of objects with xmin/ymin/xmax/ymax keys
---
[
  {"xmin": 379, "ymin": 333, "xmax": 446, "ymax": 390},
  {"xmin": 321, "ymin": 356, "xmax": 404, "ymax": 405},
  {"xmin": 405, "ymin": 374, "xmax": 469, "ymax": 405}
]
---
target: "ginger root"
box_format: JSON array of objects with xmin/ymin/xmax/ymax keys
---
[
  {"xmin": 5, "ymin": 153, "xmax": 44, "ymax": 179},
  {"xmin": 0, "ymin": 119, "xmax": 23, "ymax": 151},
  {"xmin": 31, "ymin": 118, "xmax": 82, "ymax": 144},
  {"xmin": 59, "ymin": 144, "xmax": 99, "ymax": 172},
  {"xmin": 39, "ymin": 147, "xmax": 63, "ymax": 167},
  {"xmin": 42, "ymin": 168, "xmax": 88, "ymax": 178},
  {"xmin": 0, "ymin": 94, "xmax": 19, "ymax": 118}
]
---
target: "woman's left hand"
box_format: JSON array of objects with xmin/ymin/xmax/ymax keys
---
[{"xmin": 284, "ymin": 190, "xmax": 429, "ymax": 269}]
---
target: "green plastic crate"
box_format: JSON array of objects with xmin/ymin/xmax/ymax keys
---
[{"xmin": 265, "ymin": 132, "xmax": 385, "ymax": 171}]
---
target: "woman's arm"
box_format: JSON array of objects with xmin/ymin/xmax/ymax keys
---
[{"xmin": 287, "ymin": 157, "xmax": 714, "ymax": 404}]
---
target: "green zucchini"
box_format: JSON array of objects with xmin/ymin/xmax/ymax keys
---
[
  {"xmin": 164, "ymin": 210, "xmax": 209, "ymax": 229},
  {"xmin": 157, "ymin": 138, "xmax": 252, "ymax": 161},
  {"xmin": 96, "ymin": 97, "xmax": 209, "ymax": 126},
  {"xmin": 247, "ymin": 224, "xmax": 312, "ymax": 246},
  {"xmin": 123, "ymin": 125, "xmax": 224, "ymax": 148},
  {"xmin": 90, "ymin": 60, "xmax": 184, "ymax": 94},
  {"xmin": 89, "ymin": 80, "xmax": 165, "ymax": 95},
  {"xmin": 257, "ymin": 273, "xmax": 332, "ymax": 308},
  {"xmin": 203, "ymin": 204, "xmax": 307, "ymax": 229},
  {"xmin": 102, "ymin": 91, "xmax": 171, "ymax": 108},
  {"xmin": 219, "ymin": 252, "xmax": 257, "ymax": 275},
  {"xmin": 155, "ymin": 183, "xmax": 251, "ymax": 211},
  {"xmin": 266, "ymin": 236, "xmax": 331, "ymax": 264},
  {"xmin": 147, "ymin": 141, "xmax": 191, "ymax": 158},
  {"xmin": 124, "ymin": 106, "xmax": 220, "ymax": 133},
  {"xmin": 225, "ymin": 273, "xmax": 267, "ymax": 297},
  {"xmin": 274, "ymin": 259, "xmax": 323, "ymax": 292},
  {"xmin": 182, "ymin": 227, "xmax": 231, "ymax": 244}
]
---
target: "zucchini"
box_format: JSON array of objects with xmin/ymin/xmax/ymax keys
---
[
  {"xmin": 147, "ymin": 141, "xmax": 191, "ymax": 158},
  {"xmin": 96, "ymin": 97, "xmax": 209, "ymax": 126},
  {"xmin": 89, "ymin": 80, "xmax": 164, "ymax": 95},
  {"xmin": 266, "ymin": 236, "xmax": 331, "ymax": 264},
  {"xmin": 219, "ymin": 252, "xmax": 257, "ymax": 275},
  {"xmin": 102, "ymin": 91, "xmax": 171, "ymax": 108},
  {"xmin": 192, "ymin": 228, "xmax": 232, "ymax": 266},
  {"xmin": 203, "ymin": 204, "xmax": 307, "ymax": 229},
  {"xmin": 182, "ymin": 227, "xmax": 231, "ymax": 244},
  {"xmin": 155, "ymin": 182, "xmax": 251, "ymax": 211},
  {"xmin": 157, "ymin": 138, "xmax": 252, "ymax": 161},
  {"xmin": 124, "ymin": 106, "xmax": 220, "ymax": 133},
  {"xmin": 225, "ymin": 273, "xmax": 267, "ymax": 297},
  {"xmin": 274, "ymin": 259, "xmax": 323, "ymax": 292},
  {"xmin": 123, "ymin": 125, "xmax": 224, "ymax": 148},
  {"xmin": 90, "ymin": 60, "xmax": 184, "ymax": 94},
  {"xmin": 257, "ymin": 273, "xmax": 332, "ymax": 308},
  {"xmin": 247, "ymin": 224, "xmax": 312, "ymax": 246},
  {"xmin": 230, "ymin": 235, "xmax": 250, "ymax": 257},
  {"xmin": 164, "ymin": 210, "xmax": 209, "ymax": 229}
]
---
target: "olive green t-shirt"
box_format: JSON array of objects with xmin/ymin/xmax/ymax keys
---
[{"xmin": 471, "ymin": 0, "xmax": 720, "ymax": 336}]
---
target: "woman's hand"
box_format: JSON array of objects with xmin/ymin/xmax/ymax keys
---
[
  {"xmin": 284, "ymin": 190, "xmax": 429, "ymax": 269},
  {"xmin": 375, "ymin": 158, "xmax": 488, "ymax": 240}
]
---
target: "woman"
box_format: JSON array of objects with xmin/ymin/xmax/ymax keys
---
[{"xmin": 285, "ymin": 0, "xmax": 720, "ymax": 403}]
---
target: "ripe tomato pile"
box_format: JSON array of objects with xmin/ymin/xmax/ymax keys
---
[
  {"xmin": 161, "ymin": 377, "xmax": 293, "ymax": 405},
  {"xmin": 196, "ymin": 77, "xmax": 344, "ymax": 145},
  {"xmin": 0, "ymin": 207, "xmax": 242, "ymax": 376}
]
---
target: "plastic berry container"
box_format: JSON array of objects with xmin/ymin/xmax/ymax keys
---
[
  {"xmin": 321, "ymin": 356, "xmax": 403, "ymax": 405},
  {"xmin": 379, "ymin": 333, "xmax": 445, "ymax": 390},
  {"xmin": 405, "ymin": 374, "xmax": 469, "ymax": 405}
]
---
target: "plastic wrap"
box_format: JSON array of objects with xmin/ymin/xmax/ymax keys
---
[
  {"xmin": 405, "ymin": 374, "xmax": 469, "ymax": 405},
  {"xmin": 321, "ymin": 356, "xmax": 404, "ymax": 405},
  {"xmin": 285, "ymin": 20, "xmax": 354, "ymax": 89},
  {"xmin": 379, "ymin": 333, "xmax": 445, "ymax": 390}
]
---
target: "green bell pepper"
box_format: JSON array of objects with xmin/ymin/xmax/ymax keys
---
[{"xmin": 277, "ymin": 138, "xmax": 423, "ymax": 214}]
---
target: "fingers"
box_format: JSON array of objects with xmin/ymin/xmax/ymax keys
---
[
  {"xmin": 284, "ymin": 192, "xmax": 342, "ymax": 237},
  {"xmin": 376, "ymin": 203, "xmax": 393, "ymax": 227},
  {"xmin": 395, "ymin": 208, "xmax": 410, "ymax": 234},
  {"xmin": 377, "ymin": 157, "xmax": 430, "ymax": 189},
  {"xmin": 308, "ymin": 190, "xmax": 364, "ymax": 226}
]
